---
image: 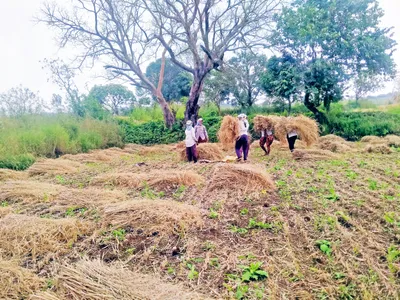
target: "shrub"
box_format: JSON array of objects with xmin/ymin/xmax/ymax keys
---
[{"xmin": 0, "ymin": 154, "xmax": 36, "ymax": 170}]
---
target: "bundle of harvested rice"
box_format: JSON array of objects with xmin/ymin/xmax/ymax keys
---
[
  {"xmin": 55, "ymin": 259, "xmax": 209, "ymax": 300},
  {"xmin": 179, "ymin": 143, "xmax": 224, "ymax": 161},
  {"xmin": 0, "ymin": 214, "xmax": 92, "ymax": 260},
  {"xmin": 364, "ymin": 144, "xmax": 393, "ymax": 154},
  {"xmin": 318, "ymin": 140, "xmax": 352, "ymax": 153},
  {"xmin": 253, "ymin": 115, "xmax": 278, "ymax": 132},
  {"xmin": 91, "ymin": 170, "xmax": 203, "ymax": 190},
  {"xmin": 0, "ymin": 258, "xmax": 44, "ymax": 300},
  {"xmin": 102, "ymin": 200, "xmax": 203, "ymax": 236},
  {"xmin": 292, "ymin": 149, "xmax": 338, "ymax": 160},
  {"xmin": 384, "ymin": 135, "xmax": 400, "ymax": 147},
  {"xmin": 0, "ymin": 169, "xmax": 28, "ymax": 181},
  {"xmin": 275, "ymin": 115, "xmax": 319, "ymax": 146},
  {"xmin": 360, "ymin": 136, "xmax": 385, "ymax": 144},
  {"xmin": 208, "ymin": 163, "xmax": 276, "ymax": 192},
  {"xmin": 28, "ymin": 159, "xmax": 84, "ymax": 176},
  {"xmin": 218, "ymin": 115, "xmax": 240, "ymax": 150}
]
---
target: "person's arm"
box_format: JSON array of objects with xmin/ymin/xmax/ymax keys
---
[
  {"xmin": 192, "ymin": 128, "xmax": 198, "ymax": 142},
  {"xmin": 204, "ymin": 126, "xmax": 208, "ymax": 140}
]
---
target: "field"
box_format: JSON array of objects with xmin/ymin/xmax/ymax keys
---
[{"xmin": 0, "ymin": 138, "xmax": 400, "ymax": 299}]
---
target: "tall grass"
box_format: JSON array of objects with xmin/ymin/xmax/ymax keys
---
[{"xmin": 0, "ymin": 114, "xmax": 123, "ymax": 170}]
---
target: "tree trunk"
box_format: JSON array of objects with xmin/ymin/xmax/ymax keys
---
[
  {"xmin": 185, "ymin": 76, "xmax": 204, "ymax": 123},
  {"xmin": 304, "ymin": 91, "xmax": 328, "ymax": 124},
  {"xmin": 157, "ymin": 94, "xmax": 175, "ymax": 127},
  {"xmin": 288, "ymin": 96, "xmax": 292, "ymax": 115},
  {"xmin": 247, "ymin": 88, "xmax": 253, "ymax": 108}
]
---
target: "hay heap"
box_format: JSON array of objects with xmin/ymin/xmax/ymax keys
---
[
  {"xmin": 317, "ymin": 135, "xmax": 352, "ymax": 153},
  {"xmin": 0, "ymin": 214, "xmax": 92, "ymax": 260},
  {"xmin": 0, "ymin": 169, "xmax": 28, "ymax": 181},
  {"xmin": 179, "ymin": 143, "xmax": 224, "ymax": 161},
  {"xmin": 28, "ymin": 159, "xmax": 84, "ymax": 176},
  {"xmin": 209, "ymin": 163, "xmax": 276, "ymax": 192},
  {"xmin": 53, "ymin": 259, "xmax": 209, "ymax": 300},
  {"xmin": 360, "ymin": 135, "xmax": 385, "ymax": 144},
  {"xmin": 0, "ymin": 258, "xmax": 44, "ymax": 300},
  {"xmin": 218, "ymin": 115, "xmax": 240, "ymax": 150},
  {"xmin": 384, "ymin": 135, "xmax": 400, "ymax": 147},
  {"xmin": 275, "ymin": 115, "xmax": 319, "ymax": 147},
  {"xmin": 253, "ymin": 115, "xmax": 279, "ymax": 132},
  {"xmin": 102, "ymin": 200, "xmax": 203, "ymax": 236},
  {"xmin": 292, "ymin": 149, "xmax": 338, "ymax": 160},
  {"xmin": 91, "ymin": 170, "xmax": 203, "ymax": 190},
  {"xmin": 364, "ymin": 144, "xmax": 393, "ymax": 154}
]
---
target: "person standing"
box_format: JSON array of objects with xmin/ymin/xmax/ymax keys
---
[
  {"xmin": 185, "ymin": 120, "xmax": 198, "ymax": 163},
  {"xmin": 235, "ymin": 114, "xmax": 250, "ymax": 162},
  {"xmin": 287, "ymin": 129, "xmax": 298, "ymax": 152},
  {"xmin": 195, "ymin": 118, "xmax": 208, "ymax": 144},
  {"xmin": 260, "ymin": 128, "xmax": 274, "ymax": 155}
]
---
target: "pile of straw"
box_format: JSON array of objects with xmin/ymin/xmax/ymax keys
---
[
  {"xmin": 218, "ymin": 115, "xmax": 240, "ymax": 150},
  {"xmin": 317, "ymin": 135, "xmax": 352, "ymax": 153},
  {"xmin": 102, "ymin": 200, "xmax": 203, "ymax": 236},
  {"xmin": 0, "ymin": 214, "xmax": 92, "ymax": 260},
  {"xmin": 360, "ymin": 136, "xmax": 385, "ymax": 144},
  {"xmin": 56, "ymin": 188, "xmax": 128, "ymax": 207},
  {"xmin": 91, "ymin": 170, "xmax": 203, "ymax": 190},
  {"xmin": 179, "ymin": 143, "xmax": 224, "ymax": 161},
  {"xmin": 53, "ymin": 259, "xmax": 209, "ymax": 300},
  {"xmin": 28, "ymin": 159, "xmax": 84, "ymax": 176},
  {"xmin": 208, "ymin": 163, "xmax": 276, "ymax": 192},
  {"xmin": 253, "ymin": 115, "xmax": 279, "ymax": 132},
  {"xmin": 0, "ymin": 169, "xmax": 27, "ymax": 181},
  {"xmin": 292, "ymin": 149, "xmax": 338, "ymax": 160},
  {"xmin": 364, "ymin": 144, "xmax": 393, "ymax": 154},
  {"xmin": 275, "ymin": 115, "xmax": 319, "ymax": 147},
  {"xmin": 0, "ymin": 258, "xmax": 44, "ymax": 299},
  {"xmin": 29, "ymin": 292, "xmax": 63, "ymax": 300},
  {"xmin": 384, "ymin": 135, "xmax": 400, "ymax": 148}
]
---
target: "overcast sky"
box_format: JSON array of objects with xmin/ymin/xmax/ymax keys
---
[{"xmin": 0, "ymin": 0, "xmax": 399, "ymax": 102}]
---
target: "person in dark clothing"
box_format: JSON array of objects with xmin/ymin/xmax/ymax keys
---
[
  {"xmin": 235, "ymin": 114, "xmax": 250, "ymax": 161},
  {"xmin": 287, "ymin": 130, "xmax": 298, "ymax": 152}
]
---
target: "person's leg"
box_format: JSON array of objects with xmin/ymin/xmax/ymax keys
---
[
  {"xmin": 192, "ymin": 145, "xmax": 198, "ymax": 163},
  {"xmin": 266, "ymin": 135, "xmax": 274, "ymax": 155},
  {"xmin": 186, "ymin": 147, "xmax": 193, "ymax": 162},
  {"xmin": 288, "ymin": 136, "xmax": 297, "ymax": 152},
  {"xmin": 243, "ymin": 135, "xmax": 249, "ymax": 161},
  {"xmin": 292, "ymin": 136, "xmax": 297, "ymax": 152},
  {"xmin": 235, "ymin": 136, "xmax": 244, "ymax": 159},
  {"xmin": 259, "ymin": 136, "xmax": 268, "ymax": 154}
]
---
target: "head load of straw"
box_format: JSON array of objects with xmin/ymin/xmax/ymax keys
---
[
  {"xmin": 253, "ymin": 115, "xmax": 280, "ymax": 132},
  {"xmin": 218, "ymin": 115, "xmax": 240, "ymax": 150},
  {"xmin": 274, "ymin": 115, "xmax": 319, "ymax": 147}
]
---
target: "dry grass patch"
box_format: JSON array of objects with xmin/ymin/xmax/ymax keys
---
[
  {"xmin": 317, "ymin": 135, "xmax": 353, "ymax": 153},
  {"xmin": 0, "ymin": 169, "xmax": 28, "ymax": 181},
  {"xmin": 364, "ymin": 144, "xmax": 393, "ymax": 154},
  {"xmin": 179, "ymin": 143, "xmax": 224, "ymax": 161},
  {"xmin": 208, "ymin": 163, "xmax": 276, "ymax": 192},
  {"xmin": 53, "ymin": 259, "xmax": 208, "ymax": 300},
  {"xmin": 0, "ymin": 214, "xmax": 92, "ymax": 261},
  {"xmin": 360, "ymin": 135, "xmax": 385, "ymax": 144},
  {"xmin": 62, "ymin": 148, "xmax": 128, "ymax": 163},
  {"xmin": 28, "ymin": 159, "xmax": 84, "ymax": 176},
  {"xmin": 292, "ymin": 149, "xmax": 339, "ymax": 160},
  {"xmin": 384, "ymin": 135, "xmax": 400, "ymax": 147},
  {"xmin": 0, "ymin": 258, "xmax": 44, "ymax": 300},
  {"xmin": 0, "ymin": 206, "xmax": 12, "ymax": 218},
  {"xmin": 92, "ymin": 170, "xmax": 203, "ymax": 190},
  {"xmin": 218, "ymin": 115, "xmax": 240, "ymax": 150},
  {"xmin": 56, "ymin": 188, "xmax": 128, "ymax": 207},
  {"xmin": 102, "ymin": 200, "xmax": 203, "ymax": 236},
  {"xmin": 30, "ymin": 292, "xmax": 64, "ymax": 300}
]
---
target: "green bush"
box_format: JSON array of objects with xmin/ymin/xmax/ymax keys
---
[{"xmin": 0, "ymin": 154, "xmax": 36, "ymax": 170}]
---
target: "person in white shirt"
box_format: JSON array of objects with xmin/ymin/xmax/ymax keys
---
[
  {"xmin": 194, "ymin": 118, "xmax": 208, "ymax": 144},
  {"xmin": 185, "ymin": 120, "xmax": 198, "ymax": 163},
  {"xmin": 235, "ymin": 114, "xmax": 250, "ymax": 161},
  {"xmin": 260, "ymin": 128, "xmax": 274, "ymax": 155},
  {"xmin": 287, "ymin": 130, "xmax": 298, "ymax": 152}
]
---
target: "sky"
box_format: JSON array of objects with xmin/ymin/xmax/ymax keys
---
[{"xmin": 0, "ymin": 0, "xmax": 399, "ymax": 103}]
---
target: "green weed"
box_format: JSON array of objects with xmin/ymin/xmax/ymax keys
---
[
  {"xmin": 239, "ymin": 262, "xmax": 268, "ymax": 282},
  {"xmin": 209, "ymin": 208, "xmax": 219, "ymax": 219},
  {"xmin": 187, "ymin": 263, "xmax": 199, "ymax": 280},
  {"xmin": 316, "ymin": 240, "xmax": 333, "ymax": 256},
  {"xmin": 112, "ymin": 228, "xmax": 126, "ymax": 241}
]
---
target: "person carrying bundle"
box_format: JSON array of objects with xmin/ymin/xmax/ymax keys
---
[
  {"xmin": 260, "ymin": 128, "xmax": 274, "ymax": 155},
  {"xmin": 194, "ymin": 118, "xmax": 208, "ymax": 144},
  {"xmin": 185, "ymin": 120, "xmax": 198, "ymax": 163},
  {"xmin": 287, "ymin": 129, "xmax": 298, "ymax": 152},
  {"xmin": 235, "ymin": 114, "xmax": 250, "ymax": 162}
]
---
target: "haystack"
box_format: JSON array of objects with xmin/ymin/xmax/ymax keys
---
[
  {"xmin": 56, "ymin": 188, "xmax": 128, "ymax": 207},
  {"xmin": 360, "ymin": 136, "xmax": 385, "ymax": 144},
  {"xmin": 0, "ymin": 258, "xmax": 44, "ymax": 300},
  {"xmin": 364, "ymin": 144, "xmax": 393, "ymax": 154},
  {"xmin": 384, "ymin": 135, "xmax": 400, "ymax": 148},
  {"xmin": 28, "ymin": 159, "xmax": 84, "ymax": 176},
  {"xmin": 292, "ymin": 149, "xmax": 338, "ymax": 160},
  {"xmin": 102, "ymin": 200, "xmax": 203, "ymax": 236},
  {"xmin": 0, "ymin": 214, "xmax": 92, "ymax": 260},
  {"xmin": 208, "ymin": 163, "xmax": 276, "ymax": 192},
  {"xmin": 179, "ymin": 143, "xmax": 224, "ymax": 161},
  {"xmin": 0, "ymin": 169, "xmax": 28, "ymax": 181},
  {"xmin": 54, "ymin": 259, "xmax": 209, "ymax": 300},
  {"xmin": 253, "ymin": 115, "xmax": 279, "ymax": 132},
  {"xmin": 91, "ymin": 171, "xmax": 203, "ymax": 190},
  {"xmin": 218, "ymin": 115, "xmax": 240, "ymax": 150},
  {"xmin": 275, "ymin": 115, "xmax": 319, "ymax": 147},
  {"xmin": 317, "ymin": 135, "xmax": 352, "ymax": 153}
]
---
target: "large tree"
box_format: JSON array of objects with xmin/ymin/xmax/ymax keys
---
[
  {"xmin": 88, "ymin": 84, "xmax": 136, "ymax": 115},
  {"xmin": 143, "ymin": 0, "xmax": 282, "ymax": 122},
  {"xmin": 272, "ymin": 0, "xmax": 396, "ymax": 123},
  {"xmin": 0, "ymin": 86, "xmax": 46, "ymax": 117},
  {"xmin": 40, "ymin": 0, "xmax": 176, "ymax": 127}
]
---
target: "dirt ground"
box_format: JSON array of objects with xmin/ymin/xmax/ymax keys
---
[{"xmin": 0, "ymin": 139, "xmax": 399, "ymax": 299}]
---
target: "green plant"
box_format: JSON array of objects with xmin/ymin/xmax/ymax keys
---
[
  {"xmin": 187, "ymin": 263, "xmax": 199, "ymax": 280},
  {"xmin": 209, "ymin": 208, "xmax": 219, "ymax": 219},
  {"xmin": 202, "ymin": 241, "xmax": 216, "ymax": 251},
  {"xmin": 345, "ymin": 170, "xmax": 358, "ymax": 180},
  {"xmin": 125, "ymin": 248, "xmax": 136, "ymax": 255},
  {"xmin": 338, "ymin": 283, "xmax": 357, "ymax": 300},
  {"xmin": 316, "ymin": 240, "xmax": 333, "ymax": 256},
  {"xmin": 240, "ymin": 208, "xmax": 249, "ymax": 216},
  {"xmin": 368, "ymin": 179, "xmax": 379, "ymax": 190},
  {"xmin": 235, "ymin": 284, "xmax": 249, "ymax": 300},
  {"xmin": 55, "ymin": 175, "xmax": 66, "ymax": 185},
  {"xmin": 112, "ymin": 228, "xmax": 127, "ymax": 241},
  {"xmin": 1, "ymin": 201, "xmax": 8, "ymax": 207},
  {"xmin": 383, "ymin": 212, "xmax": 400, "ymax": 226},
  {"xmin": 229, "ymin": 225, "xmax": 248, "ymax": 235},
  {"xmin": 387, "ymin": 245, "xmax": 400, "ymax": 274},
  {"xmin": 248, "ymin": 218, "xmax": 273, "ymax": 230},
  {"xmin": 173, "ymin": 185, "xmax": 186, "ymax": 199},
  {"xmin": 239, "ymin": 262, "xmax": 268, "ymax": 282}
]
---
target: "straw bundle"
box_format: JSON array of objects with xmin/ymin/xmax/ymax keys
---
[
  {"xmin": 179, "ymin": 143, "xmax": 224, "ymax": 161},
  {"xmin": 54, "ymin": 259, "xmax": 209, "ymax": 300},
  {"xmin": 253, "ymin": 115, "xmax": 278, "ymax": 132},
  {"xmin": 292, "ymin": 149, "xmax": 338, "ymax": 160},
  {"xmin": 360, "ymin": 136, "xmax": 385, "ymax": 144},
  {"xmin": 102, "ymin": 200, "xmax": 203, "ymax": 236},
  {"xmin": 218, "ymin": 115, "xmax": 240, "ymax": 150},
  {"xmin": 364, "ymin": 144, "xmax": 393, "ymax": 154},
  {"xmin": 28, "ymin": 159, "xmax": 84, "ymax": 176},
  {"xmin": 208, "ymin": 163, "xmax": 276, "ymax": 192},
  {"xmin": 0, "ymin": 258, "xmax": 44, "ymax": 300},
  {"xmin": 274, "ymin": 115, "xmax": 319, "ymax": 147},
  {"xmin": 0, "ymin": 169, "xmax": 28, "ymax": 181},
  {"xmin": 384, "ymin": 135, "xmax": 400, "ymax": 147},
  {"xmin": 317, "ymin": 135, "xmax": 352, "ymax": 153}
]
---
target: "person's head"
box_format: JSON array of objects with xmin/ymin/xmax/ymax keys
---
[
  {"xmin": 197, "ymin": 118, "xmax": 203, "ymax": 125},
  {"xmin": 186, "ymin": 120, "xmax": 192, "ymax": 127},
  {"xmin": 238, "ymin": 114, "xmax": 244, "ymax": 120}
]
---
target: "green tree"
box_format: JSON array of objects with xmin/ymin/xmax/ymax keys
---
[
  {"xmin": 88, "ymin": 84, "xmax": 136, "ymax": 115},
  {"xmin": 145, "ymin": 59, "xmax": 191, "ymax": 103},
  {"xmin": 203, "ymin": 70, "xmax": 231, "ymax": 115},
  {"xmin": 272, "ymin": 0, "xmax": 396, "ymax": 123},
  {"xmin": 261, "ymin": 54, "xmax": 302, "ymax": 115}
]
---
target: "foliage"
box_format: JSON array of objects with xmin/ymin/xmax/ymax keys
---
[
  {"xmin": 0, "ymin": 86, "xmax": 46, "ymax": 117},
  {"xmin": 316, "ymin": 240, "xmax": 333, "ymax": 256},
  {"xmin": 239, "ymin": 262, "xmax": 268, "ymax": 282}
]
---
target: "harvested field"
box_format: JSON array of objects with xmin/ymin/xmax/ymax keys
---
[
  {"xmin": 28, "ymin": 159, "xmax": 85, "ymax": 176},
  {"xmin": 0, "ymin": 169, "xmax": 28, "ymax": 181},
  {"xmin": 179, "ymin": 143, "xmax": 224, "ymax": 161},
  {"xmin": 1, "ymin": 135, "xmax": 400, "ymax": 299}
]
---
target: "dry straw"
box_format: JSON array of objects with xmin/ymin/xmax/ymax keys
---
[
  {"xmin": 275, "ymin": 115, "xmax": 319, "ymax": 146},
  {"xmin": 28, "ymin": 159, "xmax": 84, "ymax": 176},
  {"xmin": 218, "ymin": 115, "xmax": 240, "ymax": 150},
  {"xmin": 0, "ymin": 214, "xmax": 92, "ymax": 260},
  {"xmin": 208, "ymin": 163, "xmax": 276, "ymax": 192},
  {"xmin": 253, "ymin": 115, "xmax": 280, "ymax": 132},
  {"xmin": 384, "ymin": 135, "xmax": 400, "ymax": 147},
  {"xmin": 317, "ymin": 135, "xmax": 352, "ymax": 153},
  {"xmin": 0, "ymin": 258, "xmax": 44, "ymax": 300},
  {"xmin": 364, "ymin": 144, "xmax": 393, "ymax": 154},
  {"xmin": 91, "ymin": 170, "xmax": 203, "ymax": 190},
  {"xmin": 102, "ymin": 200, "xmax": 203, "ymax": 236},
  {"xmin": 54, "ymin": 258, "xmax": 209, "ymax": 300},
  {"xmin": 0, "ymin": 169, "xmax": 28, "ymax": 181},
  {"xmin": 179, "ymin": 143, "xmax": 224, "ymax": 161}
]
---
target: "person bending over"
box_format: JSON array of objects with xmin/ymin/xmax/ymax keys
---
[
  {"xmin": 235, "ymin": 114, "xmax": 250, "ymax": 162},
  {"xmin": 260, "ymin": 128, "xmax": 274, "ymax": 155}
]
